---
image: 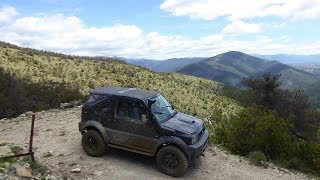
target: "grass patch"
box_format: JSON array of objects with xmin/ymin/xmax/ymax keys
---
[
  {"xmin": 0, "ymin": 157, "xmax": 14, "ymax": 173},
  {"xmin": 9, "ymin": 145, "xmax": 23, "ymax": 155},
  {"xmin": 23, "ymin": 156, "xmax": 48, "ymax": 175}
]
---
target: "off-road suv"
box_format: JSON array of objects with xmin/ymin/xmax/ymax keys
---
[{"xmin": 79, "ymin": 86, "xmax": 209, "ymax": 177}]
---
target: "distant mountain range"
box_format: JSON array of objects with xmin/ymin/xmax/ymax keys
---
[
  {"xmin": 124, "ymin": 54, "xmax": 320, "ymax": 73},
  {"xmin": 123, "ymin": 52, "xmax": 319, "ymax": 89},
  {"xmin": 176, "ymin": 51, "xmax": 319, "ymax": 89},
  {"xmin": 254, "ymin": 54, "xmax": 320, "ymax": 64},
  {"xmin": 125, "ymin": 57, "xmax": 204, "ymax": 72}
]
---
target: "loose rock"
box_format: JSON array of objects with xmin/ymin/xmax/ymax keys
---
[
  {"xmin": 18, "ymin": 114, "xmax": 26, "ymax": 118},
  {"xmin": 0, "ymin": 140, "xmax": 7, "ymax": 146},
  {"xmin": 70, "ymin": 168, "xmax": 81, "ymax": 173},
  {"xmin": 43, "ymin": 151, "xmax": 54, "ymax": 158},
  {"xmin": 24, "ymin": 111, "xmax": 34, "ymax": 117},
  {"xmin": 94, "ymin": 171, "xmax": 103, "ymax": 176},
  {"xmin": 59, "ymin": 130, "xmax": 66, "ymax": 136},
  {"xmin": 70, "ymin": 100, "xmax": 82, "ymax": 107},
  {"xmin": 60, "ymin": 103, "xmax": 73, "ymax": 109},
  {"xmin": 14, "ymin": 164, "xmax": 33, "ymax": 178}
]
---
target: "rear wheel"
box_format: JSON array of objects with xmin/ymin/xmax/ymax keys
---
[
  {"xmin": 81, "ymin": 130, "xmax": 106, "ymax": 157},
  {"xmin": 156, "ymin": 146, "xmax": 188, "ymax": 177}
]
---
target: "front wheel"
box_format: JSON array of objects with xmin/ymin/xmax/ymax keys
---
[
  {"xmin": 81, "ymin": 130, "xmax": 106, "ymax": 157},
  {"xmin": 156, "ymin": 146, "xmax": 188, "ymax": 177}
]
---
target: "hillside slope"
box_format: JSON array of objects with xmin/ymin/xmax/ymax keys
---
[
  {"xmin": 125, "ymin": 57, "xmax": 204, "ymax": 72},
  {"xmin": 0, "ymin": 107, "xmax": 312, "ymax": 180},
  {"xmin": 177, "ymin": 51, "xmax": 319, "ymax": 88},
  {"xmin": 0, "ymin": 42, "xmax": 238, "ymax": 119}
]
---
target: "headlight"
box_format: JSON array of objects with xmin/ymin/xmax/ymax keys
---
[{"xmin": 191, "ymin": 134, "xmax": 198, "ymax": 144}]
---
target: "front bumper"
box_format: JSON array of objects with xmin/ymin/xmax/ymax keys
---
[{"xmin": 187, "ymin": 130, "xmax": 209, "ymax": 162}]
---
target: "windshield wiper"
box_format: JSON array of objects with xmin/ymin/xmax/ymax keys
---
[{"xmin": 153, "ymin": 111, "xmax": 165, "ymax": 115}]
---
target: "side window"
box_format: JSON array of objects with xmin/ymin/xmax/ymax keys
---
[
  {"xmin": 94, "ymin": 97, "xmax": 115, "ymax": 121},
  {"xmin": 116, "ymin": 99, "xmax": 145, "ymax": 122},
  {"xmin": 86, "ymin": 94, "xmax": 106, "ymax": 107},
  {"xmin": 97, "ymin": 99, "xmax": 113, "ymax": 114}
]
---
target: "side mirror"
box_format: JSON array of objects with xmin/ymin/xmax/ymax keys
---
[{"xmin": 141, "ymin": 114, "xmax": 148, "ymax": 124}]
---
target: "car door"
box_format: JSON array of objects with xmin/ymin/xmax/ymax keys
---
[
  {"xmin": 113, "ymin": 98, "xmax": 159, "ymax": 153},
  {"xmin": 93, "ymin": 96, "xmax": 120, "ymax": 144}
]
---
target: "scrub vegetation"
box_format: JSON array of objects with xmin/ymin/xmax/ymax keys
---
[
  {"xmin": 0, "ymin": 41, "xmax": 239, "ymax": 120},
  {"xmin": 212, "ymin": 73, "xmax": 320, "ymax": 175}
]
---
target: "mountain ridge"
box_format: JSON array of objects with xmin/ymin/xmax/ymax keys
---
[
  {"xmin": 176, "ymin": 51, "xmax": 319, "ymax": 89},
  {"xmin": 125, "ymin": 57, "xmax": 205, "ymax": 72},
  {"xmin": 254, "ymin": 54, "xmax": 320, "ymax": 64}
]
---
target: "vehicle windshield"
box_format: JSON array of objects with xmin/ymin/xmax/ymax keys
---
[{"xmin": 150, "ymin": 95, "xmax": 176, "ymax": 123}]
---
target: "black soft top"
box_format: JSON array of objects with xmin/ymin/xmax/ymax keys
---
[{"xmin": 91, "ymin": 86, "xmax": 159, "ymax": 100}]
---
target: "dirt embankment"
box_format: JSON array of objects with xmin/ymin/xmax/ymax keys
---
[{"xmin": 0, "ymin": 107, "xmax": 314, "ymax": 180}]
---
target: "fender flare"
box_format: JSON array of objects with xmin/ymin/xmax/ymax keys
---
[
  {"xmin": 80, "ymin": 120, "xmax": 108, "ymax": 143},
  {"xmin": 154, "ymin": 136, "xmax": 190, "ymax": 159}
]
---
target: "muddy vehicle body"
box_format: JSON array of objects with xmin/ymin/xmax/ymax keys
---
[{"xmin": 79, "ymin": 86, "xmax": 209, "ymax": 177}]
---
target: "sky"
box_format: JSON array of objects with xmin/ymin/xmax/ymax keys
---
[{"xmin": 0, "ymin": 0, "xmax": 320, "ymax": 59}]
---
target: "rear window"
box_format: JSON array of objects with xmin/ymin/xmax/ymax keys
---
[{"xmin": 85, "ymin": 94, "xmax": 106, "ymax": 106}]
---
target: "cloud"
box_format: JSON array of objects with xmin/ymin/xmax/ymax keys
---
[
  {"xmin": 1, "ymin": 14, "xmax": 145, "ymax": 56},
  {"xmin": 221, "ymin": 21, "xmax": 261, "ymax": 35},
  {"xmin": 160, "ymin": 0, "xmax": 320, "ymax": 21},
  {"xmin": 296, "ymin": 41, "xmax": 320, "ymax": 55},
  {"xmin": 0, "ymin": 5, "xmax": 18, "ymax": 22},
  {"xmin": 0, "ymin": 9, "xmax": 318, "ymax": 59}
]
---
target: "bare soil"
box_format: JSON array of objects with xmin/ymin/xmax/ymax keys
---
[{"xmin": 0, "ymin": 107, "xmax": 314, "ymax": 180}]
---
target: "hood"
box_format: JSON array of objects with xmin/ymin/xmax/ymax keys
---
[{"xmin": 161, "ymin": 112, "xmax": 203, "ymax": 134}]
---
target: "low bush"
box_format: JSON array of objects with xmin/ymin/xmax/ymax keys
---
[
  {"xmin": 283, "ymin": 157, "xmax": 302, "ymax": 170},
  {"xmin": 211, "ymin": 106, "xmax": 320, "ymax": 175},
  {"xmin": 247, "ymin": 150, "xmax": 268, "ymax": 167},
  {"xmin": 223, "ymin": 106, "xmax": 294, "ymax": 160}
]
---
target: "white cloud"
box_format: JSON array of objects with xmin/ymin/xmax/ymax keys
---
[
  {"xmin": 160, "ymin": 0, "xmax": 320, "ymax": 21},
  {"xmin": 295, "ymin": 41, "xmax": 320, "ymax": 55},
  {"xmin": 0, "ymin": 5, "xmax": 18, "ymax": 22},
  {"xmin": 222, "ymin": 21, "xmax": 261, "ymax": 35},
  {"xmin": 0, "ymin": 10, "xmax": 318, "ymax": 59}
]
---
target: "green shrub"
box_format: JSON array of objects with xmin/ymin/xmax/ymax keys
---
[
  {"xmin": 247, "ymin": 150, "xmax": 268, "ymax": 167},
  {"xmin": 221, "ymin": 106, "xmax": 294, "ymax": 160},
  {"xmin": 243, "ymin": 73, "xmax": 319, "ymax": 141},
  {"xmin": 284, "ymin": 157, "xmax": 302, "ymax": 170},
  {"xmin": 295, "ymin": 140, "xmax": 315, "ymax": 164},
  {"xmin": 313, "ymin": 158, "xmax": 320, "ymax": 171},
  {"xmin": 312, "ymin": 143, "xmax": 320, "ymax": 171},
  {"xmin": 209, "ymin": 108, "xmax": 229, "ymax": 144}
]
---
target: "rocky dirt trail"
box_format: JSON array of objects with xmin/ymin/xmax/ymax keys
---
[{"xmin": 0, "ymin": 107, "xmax": 315, "ymax": 180}]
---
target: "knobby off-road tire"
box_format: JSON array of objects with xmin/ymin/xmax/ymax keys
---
[
  {"xmin": 81, "ymin": 130, "xmax": 106, "ymax": 157},
  {"xmin": 156, "ymin": 145, "xmax": 188, "ymax": 177}
]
